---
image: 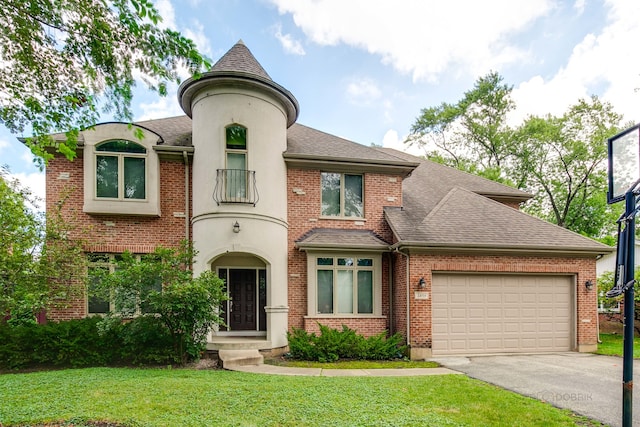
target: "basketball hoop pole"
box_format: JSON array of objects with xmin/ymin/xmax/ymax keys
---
[{"xmin": 622, "ymin": 188, "xmax": 636, "ymax": 427}]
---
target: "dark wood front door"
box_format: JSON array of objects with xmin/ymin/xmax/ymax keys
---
[{"xmin": 229, "ymin": 269, "xmax": 257, "ymax": 331}]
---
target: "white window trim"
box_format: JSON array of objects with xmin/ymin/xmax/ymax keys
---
[
  {"xmin": 306, "ymin": 252, "xmax": 382, "ymax": 317},
  {"xmin": 83, "ymin": 123, "xmax": 161, "ymax": 216},
  {"xmin": 320, "ymin": 172, "xmax": 365, "ymax": 219}
]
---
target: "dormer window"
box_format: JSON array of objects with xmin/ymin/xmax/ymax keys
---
[{"xmin": 96, "ymin": 140, "xmax": 146, "ymax": 200}]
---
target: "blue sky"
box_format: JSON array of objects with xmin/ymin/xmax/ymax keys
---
[{"xmin": 1, "ymin": 0, "xmax": 639, "ymax": 203}]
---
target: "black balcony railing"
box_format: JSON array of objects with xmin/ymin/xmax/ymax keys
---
[{"xmin": 213, "ymin": 169, "xmax": 259, "ymax": 206}]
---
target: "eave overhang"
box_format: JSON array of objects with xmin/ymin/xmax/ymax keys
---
[
  {"xmin": 178, "ymin": 71, "xmax": 299, "ymax": 127},
  {"xmin": 283, "ymin": 154, "xmax": 418, "ymax": 178}
]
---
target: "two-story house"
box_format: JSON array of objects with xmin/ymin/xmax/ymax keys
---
[{"xmin": 45, "ymin": 41, "xmax": 611, "ymax": 359}]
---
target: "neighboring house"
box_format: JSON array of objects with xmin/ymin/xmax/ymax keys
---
[
  {"xmin": 44, "ymin": 41, "xmax": 612, "ymax": 359},
  {"xmin": 596, "ymin": 243, "xmax": 640, "ymax": 278}
]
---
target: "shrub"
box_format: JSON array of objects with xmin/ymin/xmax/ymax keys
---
[
  {"xmin": 287, "ymin": 324, "xmax": 406, "ymax": 362},
  {"xmin": 0, "ymin": 316, "xmax": 179, "ymax": 370},
  {"xmin": 0, "ymin": 317, "xmax": 110, "ymax": 369}
]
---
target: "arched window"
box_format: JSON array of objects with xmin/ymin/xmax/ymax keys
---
[{"xmin": 95, "ymin": 140, "xmax": 147, "ymax": 200}]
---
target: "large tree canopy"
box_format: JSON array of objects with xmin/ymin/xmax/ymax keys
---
[
  {"xmin": 408, "ymin": 72, "xmax": 624, "ymax": 240},
  {"xmin": 0, "ymin": 0, "xmax": 210, "ymax": 167}
]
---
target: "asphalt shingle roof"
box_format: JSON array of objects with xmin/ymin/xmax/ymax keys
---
[
  {"xmin": 296, "ymin": 228, "xmax": 390, "ymax": 250},
  {"xmin": 285, "ymin": 124, "xmax": 418, "ymax": 166},
  {"xmin": 209, "ymin": 40, "xmax": 272, "ymax": 80}
]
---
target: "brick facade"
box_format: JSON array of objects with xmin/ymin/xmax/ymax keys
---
[
  {"xmin": 45, "ymin": 154, "xmax": 191, "ymax": 320},
  {"xmin": 392, "ymin": 253, "xmax": 598, "ymax": 352},
  {"xmin": 286, "ymin": 168, "xmax": 402, "ymax": 336}
]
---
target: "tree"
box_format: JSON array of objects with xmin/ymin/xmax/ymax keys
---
[
  {"xmin": 408, "ymin": 71, "xmax": 624, "ymax": 239},
  {"xmin": 0, "ymin": 0, "xmax": 210, "ymax": 167},
  {"xmin": 513, "ymin": 97, "xmax": 623, "ymax": 236},
  {"xmin": 91, "ymin": 242, "xmax": 227, "ymax": 363},
  {"xmin": 407, "ymin": 71, "xmax": 516, "ymax": 183},
  {"xmin": 0, "ymin": 166, "xmax": 86, "ymax": 325}
]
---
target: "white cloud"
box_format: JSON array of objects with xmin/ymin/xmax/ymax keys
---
[
  {"xmin": 153, "ymin": 0, "xmax": 177, "ymax": 30},
  {"xmin": 184, "ymin": 20, "xmax": 212, "ymax": 57},
  {"xmin": 137, "ymin": 95, "xmax": 185, "ymax": 121},
  {"xmin": 346, "ymin": 78, "xmax": 381, "ymax": 105},
  {"xmin": 10, "ymin": 171, "xmax": 46, "ymax": 211},
  {"xmin": 270, "ymin": 0, "xmax": 552, "ymax": 81},
  {"xmin": 510, "ymin": 0, "xmax": 640, "ymax": 124},
  {"xmin": 0, "ymin": 138, "xmax": 9, "ymax": 152},
  {"xmin": 381, "ymin": 129, "xmax": 423, "ymax": 156},
  {"xmin": 274, "ymin": 24, "xmax": 306, "ymax": 55},
  {"xmin": 573, "ymin": 0, "xmax": 586, "ymax": 14}
]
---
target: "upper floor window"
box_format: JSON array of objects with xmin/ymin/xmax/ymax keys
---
[
  {"xmin": 95, "ymin": 140, "xmax": 146, "ymax": 200},
  {"xmin": 321, "ymin": 172, "xmax": 363, "ymax": 217},
  {"xmin": 225, "ymin": 125, "xmax": 247, "ymax": 199}
]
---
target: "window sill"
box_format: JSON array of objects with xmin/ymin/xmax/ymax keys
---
[
  {"xmin": 304, "ymin": 315, "xmax": 385, "ymax": 319},
  {"xmin": 84, "ymin": 199, "xmax": 160, "ymax": 216},
  {"xmin": 318, "ymin": 216, "xmax": 366, "ymax": 222}
]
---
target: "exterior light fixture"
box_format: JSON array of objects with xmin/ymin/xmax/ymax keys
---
[
  {"xmin": 585, "ymin": 280, "xmax": 594, "ymax": 291},
  {"xmin": 418, "ymin": 277, "xmax": 426, "ymax": 289},
  {"xmin": 232, "ymin": 221, "xmax": 240, "ymax": 233}
]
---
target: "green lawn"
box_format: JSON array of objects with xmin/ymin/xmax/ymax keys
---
[
  {"xmin": 0, "ymin": 368, "xmax": 600, "ymax": 426},
  {"xmin": 596, "ymin": 333, "xmax": 640, "ymax": 358}
]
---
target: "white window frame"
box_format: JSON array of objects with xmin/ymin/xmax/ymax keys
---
[
  {"xmin": 320, "ymin": 172, "xmax": 364, "ymax": 218},
  {"xmin": 306, "ymin": 252, "xmax": 382, "ymax": 317}
]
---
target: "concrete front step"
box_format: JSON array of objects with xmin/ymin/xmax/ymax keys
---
[{"xmin": 218, "ymin": 349, "xmax": 264, "ymax": 369}]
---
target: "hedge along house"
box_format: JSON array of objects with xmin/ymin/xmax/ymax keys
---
[{"xmin": 44, "ymin": 41, "xmax": 611, "ymax": 359}]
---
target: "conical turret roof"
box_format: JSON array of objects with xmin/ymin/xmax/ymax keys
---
[
  {"xmin": 210, "ymin": 40, "xmax": 272, "ymax": 80},
  {"xmin": 178, "ymin": 40, "xmax": 299, "ymax": 126}
]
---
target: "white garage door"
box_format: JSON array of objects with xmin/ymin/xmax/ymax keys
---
[{"xmin": 432, "ymin": 274, "xmax": 573, "ymax": 355}]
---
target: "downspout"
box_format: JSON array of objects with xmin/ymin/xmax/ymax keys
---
[
  {"xmin": 183, "ymin": 150, "xmax": 190, "ymax": 245},
  {"xmin": 387, "ymin": 252, "xmax": 394, "ymax": 335},
  {"xmin": 393, "ymin": 247, "xmax": 410, "ymax": 347}
]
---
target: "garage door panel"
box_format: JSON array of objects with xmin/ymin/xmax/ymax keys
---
[{"xmin": 432, "ymin": 274, "xmax": 573, "ymax": 355}]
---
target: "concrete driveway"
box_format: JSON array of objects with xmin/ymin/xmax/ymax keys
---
[{"xmin": 432, "ymin": 353, "xmax": 640, "ymax": 427}]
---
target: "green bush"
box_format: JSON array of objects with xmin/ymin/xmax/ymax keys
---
[
  {"xmin": 0, "ymin": 317, "xmax": 110, "ymax": 369},
  {"xmin": 0, "ymin": 316, "xmax": 178, "ymax": 370},
  {"xmin": 287, "ymin": 324, "xmax": 406, "ymax": 362}
]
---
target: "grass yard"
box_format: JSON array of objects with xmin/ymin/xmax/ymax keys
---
[
  {"xmin": 0, "ymin": 368, "xmax": 600, "ymax": 427},
  {"xmin": 595, "ymin": 333, "xmax": 640, "ymax": 358}
]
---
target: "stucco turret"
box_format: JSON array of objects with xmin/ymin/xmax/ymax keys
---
[{"xmin": 178, "ymin": 41, "xmax": 298, "ymax": 348}]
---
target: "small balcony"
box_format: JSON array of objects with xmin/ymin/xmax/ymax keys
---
[{"xmin": 213, "ymin": 169, "xmax": 259, "ymax": 206}]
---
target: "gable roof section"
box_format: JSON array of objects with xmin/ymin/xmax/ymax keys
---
[
  {"xmin": 388, "ymin": 187, "xmax": 609, "ymax": 255},
  {"xmin": 296, "ymin": 228, "xmax": 390, "ymax": 251},
  {"xmin": 377, "ymin": 147, "xmax": 531, "ymax": 206},
  {"xmin": 284, "ymin": 124, "xmax": 418, "ymax": 177}
]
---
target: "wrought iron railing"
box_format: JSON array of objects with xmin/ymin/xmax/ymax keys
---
[{"xmin": 213, "ymin": 169, "xmax": 259, "ymax": 206}]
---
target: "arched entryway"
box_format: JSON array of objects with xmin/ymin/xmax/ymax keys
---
[{"xmin": 212, "ymin": 252, "xmax": 267, "ymax": 336}]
